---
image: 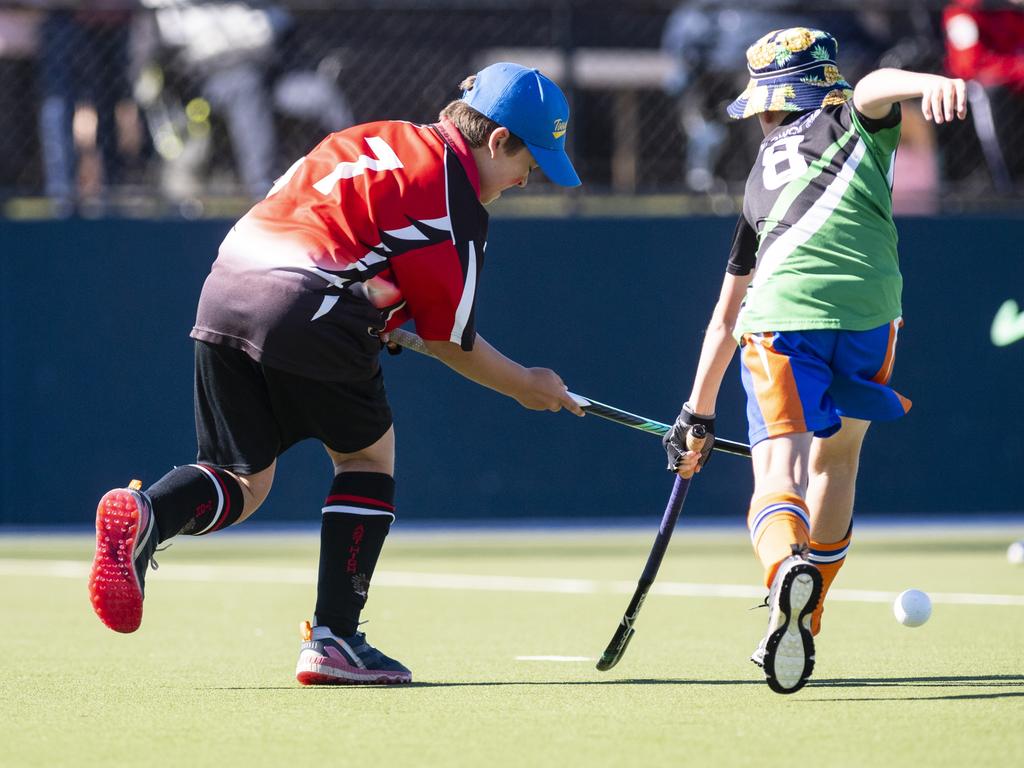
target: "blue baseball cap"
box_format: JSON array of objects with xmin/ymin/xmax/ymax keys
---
[{"xmin": 462, "ymin": 62, "xmax": 581, "ymax": 187}]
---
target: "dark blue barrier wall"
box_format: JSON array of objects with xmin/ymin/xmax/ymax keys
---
[{"xmin": 2, "ymin": 217, "xmax": 1022, "ymax": 525}]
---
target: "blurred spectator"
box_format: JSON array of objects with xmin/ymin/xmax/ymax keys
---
[
  {"xmin": 132, "ymin": 0, "xmax": 288, "ymax": 202},
  {"xmin": 133, "ymin": 1, "xmax": 354, "ymax": 204},
  {"xmin": 270, "ymin": 24, "xmax": 355, "ymax": 161},
  {"xmin": 943, "ymin": 0, "xmax": 1024, "ymax": 191},
  {"xmin": 872, "ymin": 24, "xmax": 947, "ymax": 215},
  {"xmin": 35, "ymin": 1, "xmax": 133, "ymax": 215},
  {"xmin": 0, "ymin": 7, "xmax": 41, "ymax": 196},
  {"xmin": 661, "ymin": 2, "xmax": 884, "ymax": 193}
]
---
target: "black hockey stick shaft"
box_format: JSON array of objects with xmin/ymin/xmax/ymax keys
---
[
  {"xmin": 387, "ymin": 328, "xmax": 751, "ymax": 458},
  {"xmin": 568, "ymin": 395, "xmax": 750, "ymax": 458},
  {"xmin": 596, "ymin": 426, "xmax": 704, "ymax": 671}
]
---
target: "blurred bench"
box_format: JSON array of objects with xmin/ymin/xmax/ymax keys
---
[{"xmin": 476, "ymin": 48, "xmax": 675, "ymax": 191}]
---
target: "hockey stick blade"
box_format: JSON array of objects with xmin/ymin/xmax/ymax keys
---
[{"xmin": 596, "ymin": 588, "xmax": 647, "ymax": 671}]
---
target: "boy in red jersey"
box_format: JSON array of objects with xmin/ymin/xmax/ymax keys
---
[{"xmin": 88, "ymin": 63, "xmax": 584, "ymax": 685}]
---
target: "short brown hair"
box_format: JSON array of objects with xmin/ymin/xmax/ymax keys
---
[{"xmin": 439, "ymin": 75, "xmax": 527, "ymax": 154}]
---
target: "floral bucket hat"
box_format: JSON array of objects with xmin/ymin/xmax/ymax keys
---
[{"xmin": 727, "ymin": 28, "xmax": 853, "ymax": 119}]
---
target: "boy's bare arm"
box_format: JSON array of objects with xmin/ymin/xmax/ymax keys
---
[
  {"xmin": 423, "ymin": 335, "xmax": 584, "ymax": 415},
  {"xmin": 686, "ymin": 271, "xmax": 752, "ymax": 416},
  {"xmin": 665, "ymin": 270, "xmax": 750, "ymax": 477},
  {"xmin": 853, "ymin": 67, "xmax": 967, "ymax": 123}
]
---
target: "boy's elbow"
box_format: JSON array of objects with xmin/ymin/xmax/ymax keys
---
[
  {"xmin": 709, "ymin": 296, "xmax": 743, "ymax": 337},
  {"xmin": 707, "ymin": 316, "xmax": 737, "ymax": 339},
  {"xmin": 853, "ymin": 93, "xmax": 895, "ymax": 120},
  {"xmin": 423, "ymin": 338, "xmax": 462, "ymax": 358},
  {"xmin": 853, "ymin": 69, "xmax": 900, "ymax": 119}
]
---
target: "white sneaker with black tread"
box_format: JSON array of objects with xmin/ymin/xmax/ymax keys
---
[{"xmin": 753, "ymin": 552, "xmax": 822, "ymax": 694}]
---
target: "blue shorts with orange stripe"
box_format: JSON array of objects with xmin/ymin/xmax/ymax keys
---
[{"xmin": 739, "ymin": 319, "xmax": 911, "ymax": 447}]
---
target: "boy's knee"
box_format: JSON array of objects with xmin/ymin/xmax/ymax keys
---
[
  {"xmin": 333, "ymin": 455, "xmax": 392, "ymax": 475},
  {"xmin": 811, "ymin": 452, "xmax": 859, "ymax": 478},
  {"xmin": 232, "ymin": 464, "xmax": 276, "ymax": 518},
  {"xmin": 325, "ymin": 428, "xmax": 395, "ymax": 475}
]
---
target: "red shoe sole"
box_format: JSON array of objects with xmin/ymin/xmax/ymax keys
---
[{"xmin": 88, "ymin": 490, "xmax": 145, "ymax": 633}]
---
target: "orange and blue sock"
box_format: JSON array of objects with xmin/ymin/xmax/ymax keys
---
[
  {"xmin": 807, "ymin": 524, "xmax": 853, "ymax": 635},
  {"xmin": 748, "ymin": 492, "xmax": 811, "ymax": 587}
]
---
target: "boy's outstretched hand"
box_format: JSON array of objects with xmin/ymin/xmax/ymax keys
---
[
  {"xmin": 855, "ymin": 68, "xmax": 970, "ymax": 123},
  {"xmin": 515, "ymin": 368, "xmax": 585, "ymax": 415},
  {"xmin": 920, "ymin": 76, "xmax": 967, "ymax": 124}
]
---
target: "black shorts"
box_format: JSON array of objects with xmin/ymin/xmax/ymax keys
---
[{"xmin": 194, "ymin": 341, "xmax": 392, "ymax": 474}]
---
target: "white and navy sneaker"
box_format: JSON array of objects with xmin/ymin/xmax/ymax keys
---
[
  {"xmin": 753, "ymin": 552, "xmax": 822, "ymax": 694},
  {"xmin": 296, "ymin": 621, "xmax": 411, "ymax": 685},
  {"xmin": 88, "ymin": 481, "xmax": 160, "ymax": 633}
]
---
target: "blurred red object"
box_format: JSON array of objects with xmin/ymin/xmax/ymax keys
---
[{"xmin": 944, "ymin": 1, "xmax": 1024, "ymax": 92}]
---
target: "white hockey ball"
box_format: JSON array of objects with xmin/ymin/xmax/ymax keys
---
[{"xmin": 893, "ymin": 588, "xmax": 932, "ymax": 627}]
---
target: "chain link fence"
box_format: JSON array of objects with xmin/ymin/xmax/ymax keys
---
[{"xmin": 0, "ymin": 0, "xmax": 1021, "ymax": 217}]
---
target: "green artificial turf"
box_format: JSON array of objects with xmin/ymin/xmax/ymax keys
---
[{"xmin": 1, "ymin": 527, "xmax": 1022, "ymax": 767}]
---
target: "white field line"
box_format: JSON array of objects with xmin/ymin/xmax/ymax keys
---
[
  {"xmin": 3, "ymin": 559, "xmax": 1024, "ymax": 607},
  {"xmin": 516, "ymin": 656, "xmax": 593, "ymax": 662}
]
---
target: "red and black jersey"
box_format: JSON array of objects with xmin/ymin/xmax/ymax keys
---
[{"xmin": 191, "ymin": 119, "xmax": 488, "ymax": 380}]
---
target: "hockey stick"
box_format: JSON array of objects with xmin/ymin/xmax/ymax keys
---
[
  {"xmin": 385, "ymin": 328, "xmax": 734, "ymax": 669},
  {"xmin": 386, "ymin": 328, "xmax": 751, "ymax": 458},
  {"xmin": 595, "ymin": 426, "xmax": 705, "ymax": 671}
]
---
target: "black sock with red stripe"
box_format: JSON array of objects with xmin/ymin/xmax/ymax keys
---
[
  {"xmin": 145, "ymin": 464, "xmax": 246, "ymax": 544},
  {"xmin": 314, "ymin": 471, "xmax": 395, "ymax": 637}
]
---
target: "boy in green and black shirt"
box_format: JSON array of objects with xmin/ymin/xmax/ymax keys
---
[{"xmin": 662, "ymin": 28, "xmax": 968, "ymax": 694}]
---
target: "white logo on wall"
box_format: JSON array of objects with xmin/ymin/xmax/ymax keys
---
[{"xmin": 992, "ymin": 299, "xmax": 1024, "ymax": 347}]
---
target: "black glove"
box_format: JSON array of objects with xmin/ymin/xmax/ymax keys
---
[{"xmin": 663, "ymin": 403, "xmax": 715, "ymax": 471}]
